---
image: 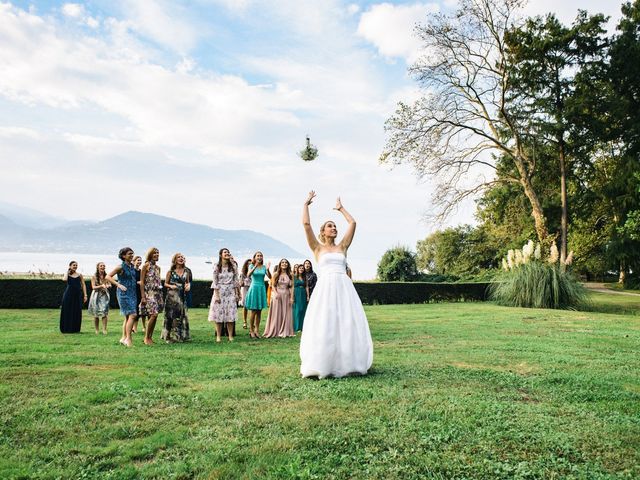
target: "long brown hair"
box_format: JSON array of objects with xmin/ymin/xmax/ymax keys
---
[
  {"xmin": 272, "ymin": 258, "xmax": 291, "ymax": 287},
  {"xmin": 252, "ymin": 251, "xmax": 264, "ymax": 265},
  {"xmin": 170, "ymin": 253, "xmax": 185, "ymax": 272},
  {"xmin": 145, "ymin": 247, "xmax": 159, "ymax": 263},
  {"xmin": 241, "ymin": 258, "xmax": 252, "ymax": 276},
  {"xmin": 295, "ymin": 264, "xmax": 306, "ymax": 283},
  {"xmin": 94, "ymin": 262, "xmax": 106, "ymax": 284},
  {"xmin": 216, "ymin": 248, "xmax": 237, "ymax": 274}
]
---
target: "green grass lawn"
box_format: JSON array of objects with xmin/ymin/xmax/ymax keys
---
[
  {"xmin": 604, "ymin": 283, "xmax": 640, "ymax": 295},
  {"xmin": 1, "ymin": 294, "xmax": 638, "ymax": 479}
]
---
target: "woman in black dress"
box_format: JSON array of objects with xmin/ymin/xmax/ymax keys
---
[
  {"xmin": 303, "ymin": 259, "xmax": 318, "ymax": 297},
  {"xmin": 60, "ymin": 260, "xmax": 87, "ymax": 333},
  {"xmin": 132, "ymin": 255, "xmax": 145, "ymax": 334}
]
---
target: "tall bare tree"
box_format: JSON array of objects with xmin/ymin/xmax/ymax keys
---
[{"xmin": 380, "ymin": 0, "xmax": 550, "ymax": 242}]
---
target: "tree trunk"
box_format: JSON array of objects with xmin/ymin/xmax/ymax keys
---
[
  {"xmin": 619, "ymin": 260, "xmax": 626, "ymax": 284},
  {"xmin": 559, "ymin": 141, "xmax": 568, "ymax": 271},
  {"xmin": 520, "ymin": 176, "xmax": 549, "ymax": 243}
]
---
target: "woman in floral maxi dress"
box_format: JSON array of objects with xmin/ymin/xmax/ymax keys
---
[
  {"xmin": 208, "ymin": 248, "xmax": 240, "ymax": 342},
  {"xmin": 162, "ymin": 253, "xmax": 191, "ymax": 343},
  {"xmin": 140, "ymin": 247, "xmax": 164, "ymax": 346}
]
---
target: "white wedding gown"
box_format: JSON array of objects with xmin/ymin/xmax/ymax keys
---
[{"xmin": 300, "ymin": 252, "xmax": 373, "ymax": 378}]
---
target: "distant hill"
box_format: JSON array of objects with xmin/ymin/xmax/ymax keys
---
[
  {"xmin": 0, "ymin": 210, "xmax": 302, "ymax": 258},
  {"xmin": 0, "ymin": 201, "xmax": 71, "ymax": 229}
]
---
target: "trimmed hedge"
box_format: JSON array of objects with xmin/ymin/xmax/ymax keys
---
[
  {"xmin": 0, "ymin": 279, "xmax": 491, "ymax": 309},
  {"xmin": 353, "ymin": 282, "xmax": 490, "ymax": 305}
]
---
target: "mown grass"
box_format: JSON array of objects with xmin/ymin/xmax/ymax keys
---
[
  {"xmin": 605, "ymin": 283, "xmax": 640, "ymax": 295},
  {"xmin": 0, "ymin": 294, "xmax": 639, "ymax": 479},
  {"xmin": 588, "ymin": 291, "xmax": 640, "ymax": 315}
]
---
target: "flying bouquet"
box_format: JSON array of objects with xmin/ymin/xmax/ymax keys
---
[{"xmin": 299, "ymin": 135, "xmax": 319, "ymax": 162}]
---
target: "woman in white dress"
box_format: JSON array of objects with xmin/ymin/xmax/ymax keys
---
[{"xmin": 299, "ymin": 191, "xmax": 373, "ymax": 378}]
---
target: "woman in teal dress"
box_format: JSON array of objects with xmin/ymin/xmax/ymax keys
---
[
  {"xmin": 293, "ymin": 264, "xmax": 309, "ymax": 332},
  {"xmin": 244, "ymin": 251, "xmax": 271, "ymax": 338}
]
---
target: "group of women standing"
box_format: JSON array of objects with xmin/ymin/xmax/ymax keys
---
[
  {"xmin": 59, "ymin": 247, "xmax": 192, "ymax": 347},
  {"xmin": 59, "ymin": 248, "xmax": 319, "ymax": 345},
  {"xmin": 207, "ymin": 249, "xmax": 318, "ymax": 342}
]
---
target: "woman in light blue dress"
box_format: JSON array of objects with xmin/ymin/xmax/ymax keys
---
[
  {"xmin": 106, "ymin": 247, "xmax": 138, "ymax": 347},
  {"xmin": 244, "ymin": 251, "xmax": 271, "ymax": 338}
]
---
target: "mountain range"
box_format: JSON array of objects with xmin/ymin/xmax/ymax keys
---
[{"xmin": 0, "ymin": 206, "xmax": 302, "ymax": 258}]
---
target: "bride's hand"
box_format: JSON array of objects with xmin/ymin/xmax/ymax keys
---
[
  {"xmin": 305, "ymin": 191, "xmax": 316, "ymax": 206},
  {"xmin": 334, "ymin": 196, "xmax": 343, "ymax": 211}
]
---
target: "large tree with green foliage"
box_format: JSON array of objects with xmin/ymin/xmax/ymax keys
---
[
  {"xmin": 604, "ymin": 1, "xmax": 640, "ymax": 281},
  {"xmin": 504, "ymin": 11, "xmax": 608, "ymax": 264},
  {"xmin": 377, "ymin": 246, "xmax": 419, "ymax": 281},
  {"xmin": 416, "ymin": 225, "xmax": 497, "ymax": 277},
  {"xmin": 385, "ymin": 0, "xmax": 640, "ymax": 281},
  {"xmin": 569, "ymin": 1, "xmax": 640, "ymax": 282}
]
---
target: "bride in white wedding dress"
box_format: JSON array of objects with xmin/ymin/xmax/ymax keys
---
[{"xmin": 299, "ymin": 191, "xmax": 373, "ymax": 378}]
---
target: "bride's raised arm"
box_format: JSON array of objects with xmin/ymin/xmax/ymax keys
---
[
  {"xmin": 302, "ymin": 191, "xmax": 320, "ymax": 253},
  {"xmin": 335, "ymin": 197, "xmax": 356, "ymax": 251}
]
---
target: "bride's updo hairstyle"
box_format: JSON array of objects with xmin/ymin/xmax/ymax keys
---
[{"xmin": 318, "ymin": 221, "xmax": 336, "ymax": 243}]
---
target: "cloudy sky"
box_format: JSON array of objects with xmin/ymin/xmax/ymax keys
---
[{"xmin": 0, "ymin": 0, "xmax": 624, "ymax": 277}]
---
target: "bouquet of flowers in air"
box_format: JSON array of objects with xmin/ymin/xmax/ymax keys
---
[{"xmin": 299, "ymin": 135, "xmax": 319, "ymax": 162}]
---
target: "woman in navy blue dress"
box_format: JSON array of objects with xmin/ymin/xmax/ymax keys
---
[
  {"xmin": 106, "ymin": 247, "xmax": 139, "ymax": 347},
  {"xmin": 60, "ymin": 260, "xmax": 87, "ymax": 333}
]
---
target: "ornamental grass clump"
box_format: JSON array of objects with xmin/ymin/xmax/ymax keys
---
[{"xmin": 491, "ymin": 241, "xmax": 588, "ymax": 310}]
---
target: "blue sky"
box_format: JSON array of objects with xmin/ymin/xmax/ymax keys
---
[{"xmin": 0, "ymin": 1, "xmax": 625, "ymax": 277}]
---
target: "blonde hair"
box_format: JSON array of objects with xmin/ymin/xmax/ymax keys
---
[
  {"xmin": 170, "ymin": 253, "xmax": 184, "ymax": 271},
  {"xmin": 317, "ymin": 220, "xmax": 335, "ymax": 243},
  {"xmin": 145, "ymin": 247, "xmax": 159, "ymax": 263}
]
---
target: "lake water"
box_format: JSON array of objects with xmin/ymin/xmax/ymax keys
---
[{"xmin": 0, "ymin": 252, "xmax": 378, "ymax": 281}]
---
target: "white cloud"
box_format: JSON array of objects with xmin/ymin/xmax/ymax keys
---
[
  {"xmin": 357, "ymin": 2, "xmax": 439, "ymax": 63},
  {"xmin": 62, "ymin": 3, "xmax": 84, "ymax": 18},
  {"xmin": 523, "ymin": 0, "xmax": 623, "ymax": 31},
  {"xmin": 0, "ymin": 2, "xmax": 446, "ymax": 278},
  {"xmin": 118, "ymin": 0, "xmax": 200, "ymax": 53},
  {"xmin": 86, "ymin": 16, "xmax": 99, "ymax": 28},
  {"xmin": 347, "ymin": 3, "xmax": 360, "ymax": 15},
  {"xmin": 208, "ymin": 0, "xmax": 253, "ymax": 13},
  {"xmin": 0, "ymin": 126, "xmax": 40, "ymax": 139},
  {"xmin": 175, "ymin": 56, "xmax": 195, "ymax": 74},
  {"xmin": 0, "ymin": 5, "xmax": 303, "ymax": 154},
  {"xmin": 61, "ymin": 3, "xmax": 99, "ymax": 28}
]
